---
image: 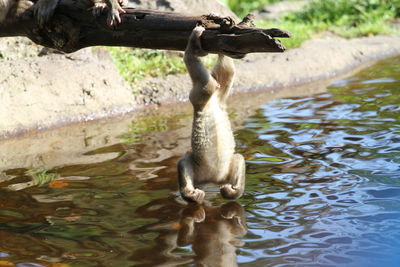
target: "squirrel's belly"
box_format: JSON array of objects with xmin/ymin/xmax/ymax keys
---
[{"xmin": 191, "ymin": 107, "xmax": 235, "ymax": 181}]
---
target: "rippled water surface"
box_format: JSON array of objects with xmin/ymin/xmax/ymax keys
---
[{"xmin": 1, "ymin": 57, "xmax": 400, "ymax": 267}]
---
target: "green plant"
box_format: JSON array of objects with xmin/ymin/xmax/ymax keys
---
[
  {"xmin": 286, "ymin": 0, "xmax": 399, "ymax": 27},
  {"xmin": 120, "ymin": 114, "xmax": 188, "ymax": 143},
  {"xmin": 108, "ymin": 48, "xmax": 217, "ymax": 85},
  {"xmin": 27, "ymin": 167, "xmax": 59, "ymax": 186},
  {"xmin": 107, "ymin": 48, "xmax": 186, "ymax": 83},
  {"xmin": 262, "ymin": 0, "xmax": 400, "ymax": 48}
]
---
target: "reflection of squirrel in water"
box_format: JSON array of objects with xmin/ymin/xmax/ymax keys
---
[
  {"xmin": 0, "ymin": 0, "xmax": 127, "ymax": 27},
  {"xmin": 177, "ymin": 24, "xmax": 246, "ymax": 204},
  {"xmin": 177, "ymin": 202, "xmax": 247, "ymax": 267}
]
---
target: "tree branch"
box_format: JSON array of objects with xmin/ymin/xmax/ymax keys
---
[{"xmin": 0, "ymin": 0, "xmax": 291, "ymax": 56}]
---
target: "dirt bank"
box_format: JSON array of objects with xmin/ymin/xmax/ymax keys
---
[
  {"xmin": 0, "ymin": 38, "xmax": 137, "ymax": 138},
  {"xmin": 1, "ymin": 0, "xmax": 400, "ymax": 139}
]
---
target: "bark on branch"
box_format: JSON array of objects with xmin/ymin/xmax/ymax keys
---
[{"xmin": 0, "ymin": 0, "xmax": 291, "ymax": 56}]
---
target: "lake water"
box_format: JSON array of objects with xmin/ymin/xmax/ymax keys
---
[{"xmin": 1, "ymin": 56, "xmax": 400, "ymax": 267}]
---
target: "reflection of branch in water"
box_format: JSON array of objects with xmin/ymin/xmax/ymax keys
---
[{"xmin": 177, "ymin": 202, "xmax": 247, "ymax": 267}]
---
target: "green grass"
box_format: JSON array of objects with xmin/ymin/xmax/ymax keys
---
[
  {"xmin": 107, "ymin": 48, "xmax": 186, "ymax": 84},
  {"xmin": 119, "ymin": 114, "xmax": 189, "ymax": 143},
  {"xmin": 27, "ymin": 167, "xmax": 59, "ymax": 186},
  {"xmin": 286, "ymin": 0, "xmax": 399, "ymax": 27},
  {"xmin": 108, "ymin": 47, "xmax": 217, "ymax": 85},
  {"xmin": 264, "ymin": 0, "xmax": 400, "ymax": 49}
]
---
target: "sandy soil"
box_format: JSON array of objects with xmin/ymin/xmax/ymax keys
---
[
  {"xmin": 0, "ymin": 38, "xmax": 137, "ymax": 138},
  {"xmin": 1, "ymin": 0, "xmax": 400, "ymax": 139}
]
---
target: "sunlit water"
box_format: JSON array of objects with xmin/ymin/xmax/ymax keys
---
[{"xmin": 1, "ymin": 57, "xmax": 400, "ymax": 267}]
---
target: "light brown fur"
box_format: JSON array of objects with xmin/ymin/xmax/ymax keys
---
[{"xmin": 177, "ymin": 26, "xmax": 246, "ymax": 204}]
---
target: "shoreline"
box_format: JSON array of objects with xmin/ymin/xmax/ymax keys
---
[{"xmin": 1, "ymin": 34, "xmax": 400, "ymax": 140}]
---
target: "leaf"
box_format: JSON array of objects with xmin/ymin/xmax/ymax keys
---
[
  {"xmin": 51, "ymin": 263, "xmax": 71, "ymax": 267},
  {"xmin": 171, "ymin": 223, "xmax": 182, "ymax": 230},
  {"xmin": 0, "ymin": 261, "xmax": 15, "ymax": 266},
  {"xmin": 49, "ymin": 180, "xmax": 70, "ymax": 188}
]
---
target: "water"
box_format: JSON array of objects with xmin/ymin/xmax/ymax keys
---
[{"xmin": 1, "ymin": 56, "xmax": 400, "ymax": 267}]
